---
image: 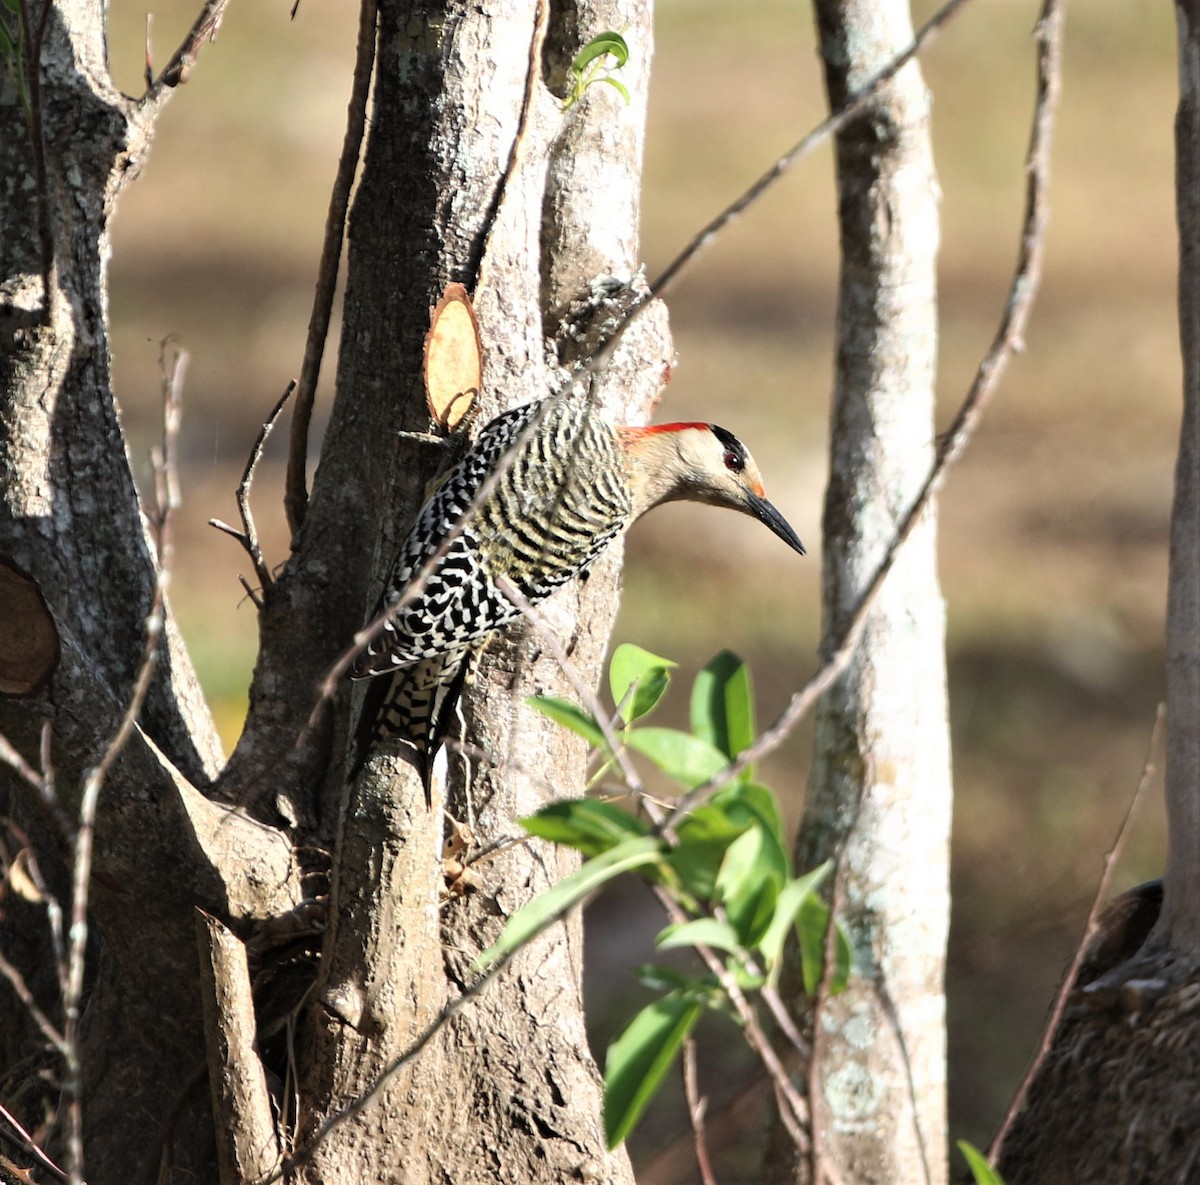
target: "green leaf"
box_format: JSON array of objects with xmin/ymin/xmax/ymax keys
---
[
  {"xmin": 715, "ymin": 825, "xmax": 792, "ymax": 945},
  {"xmin": 633, "ymin": 964, "xmax": 699, "ymax": 993},
  {"xmin": 604, "ymin": 989, "xmax": 701, "ymax": 1148},
  {"xmin": 521, "ymin": 799, "xmax": 647, "ymax": 857},
  {"xmin": 798, "ymin": 892, "xmax": 852, "ymax": 997},
  {"xmin": 527, "ymin": 695, "xmax": 607, "ymax": 751},
  {"xmin": 705, "ymin": 796, "xmax": 792, "ymax": 916},
  {"xmin": 608, "ymin": 643, "xmax": 676, "ymax": 725},
  {"xmin": 720, "ymin": 782, "xmax": 787, "ymax": 852},
  {"xmin": 571, "ymin": 30, "xmax": 629, "ymax": 75},
  {"xmin": 594, "ymin": 75, "xmax": 630, "ymax": 104},
  {"xmin": 656, "ymin": 917, "xmax": 742, "ymax": 955},
  {"xmin": 690, "ymin": 651, "xmax": 755, "ymax": 763},
  {"xmin": 957, "ymin": 1141, "xmax": 1007, "ymax": 1185},
  {"xmin": 665, "ymin": 805, "xmax": 747, "ymax": 900},
  {"xmin": 0, "ymin": 21, "xmax": 13, "ymax": 60},
  {"xmin": 475, "ymin": 836, "xmax": 663, "ymax": 970},
  {"xmin": 626, "ymin": 727, "xmax": 730, "ymax": 789},
  {"xmin": 711, "ymin": 826, "xmax": 780, "ymax": 945},
  {"xmin": 756, "ymin": 863, "xmax": 831, "ymax": 976}
]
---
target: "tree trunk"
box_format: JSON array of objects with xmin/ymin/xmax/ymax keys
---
[
  {"xmin": 0, "ymin": 1, "xmax": 668, "ymax": 1181},
  {"xmin": 764, "ymin": 2, "xmax": 950, "ymax": 1183},
  {"xmin": 1155, "ymin": 0, "xmax": 1200, "ymax": 964}
]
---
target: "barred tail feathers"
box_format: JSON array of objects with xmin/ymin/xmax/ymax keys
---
[{"xmin": 349, "ymin": 650, "xmax": 472, "ymax": 802}]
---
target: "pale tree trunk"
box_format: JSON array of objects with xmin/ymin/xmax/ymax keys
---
[
  {"xmin": 0, "ymin": 0, "xmax": 667, "ymax": 1181},
  {"xmin": 995, "ymin": 2, "xmax": 1200, "ymax": 1180},
  {"xmin": 764, "ymin": 1, "xmax": 950, "ymax": 1183}
]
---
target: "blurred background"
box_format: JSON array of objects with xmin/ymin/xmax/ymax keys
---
[{"xmin": 103, "ymin": 0, "xmax": 1177, "ymax": 1177}]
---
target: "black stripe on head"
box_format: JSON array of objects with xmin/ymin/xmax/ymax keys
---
[{"xmin": 709, "ymin": 424, "xmax": 748, "ymax": 473}]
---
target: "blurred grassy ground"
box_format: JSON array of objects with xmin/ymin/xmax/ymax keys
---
[{"xmin": 104, "ymin": 0, "xmax": 1177, "ymax": 1176}]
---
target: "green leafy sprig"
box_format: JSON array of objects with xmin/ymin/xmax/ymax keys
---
[
  {"xmin": 477, "ymin": 645, "xmax": 850, "ymax": 1148},
  {"xmin": 562, "ymin": 31, "xmax": 630, "ymax": 111}
]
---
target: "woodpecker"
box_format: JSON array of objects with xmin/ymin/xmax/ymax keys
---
[{"xmin": 350, "ymin": 395, "xmax": 805, "ymax": 792}]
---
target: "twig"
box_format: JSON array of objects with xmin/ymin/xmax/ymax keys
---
[
  {"xmin": 648, "ymin": 0, "xmax": 972, "ymax": 301},
  {"xmin": 0, "ymin": 948, "xmax": 65, "ymax": 1055},
  {"xmin": 58, "ymin": 347, "xmax": 187, "ymax": 1185},
  {"xmin": 0, "ymin": 732, "xmax": 71, "ymax": 842},
  {"xmin": 987, "ymin": 701, "xmax": 1164, "ymax": 1165},
  {"xmin": 682, "ymin": 1037, "xmax": 717, "ymax": 1185},
  {"xmin": 808, "ymin": 854, "xmax": 848, "ymax": 1185},
  {"xmin": 150, "ymin": 339, "xmax": 186, "ymax": 564},
  {"xmin": 661, "ymin": 0, "xmax": 1065, "ymax": 833},
  {"xmin": 144, "ymin": 13, "xmax": 154, "ymax": 92},
  {"xmin": 0, "ymin": 1099, "xmax": 68, "ymax": 1182},
  {"xmin": 651, "ymin": 887, "xmax": 815, "ymax": 1161},
  {"xmin": 285, "ymin": 0, "xmax": 378, "ymax": 539},
  {"xmin": 61, "ymin": 591, "xmax": 168, "ymax": 1185},
  {"xmin": 148, "ymin": 0, "xmax": 230, "ymax": 93},
  {"xmin": 210, "ymin": 382, "xmax": 295, "ymax": 595},
  {"xmin": 238, "ymin": 573, "xmax": 265, "ymax": 611}
]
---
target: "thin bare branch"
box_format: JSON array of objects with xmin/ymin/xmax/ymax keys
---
[
  {"xmin": 208, "ymin": 518, "xmax": 249, "ymax": 547},
  {"xmin": 0, "ymin": 728, "xmax": 72, "ymax": 843},
  {"xmin": 649, "ymin": 0, "xmax": 971, "ymax": 301},
  {"xmin": 651, "ymin": 886, "xmax": 817, "ymax": 1164},
  {"xmin": 0, "ymin": 1099, "xmax": 68, "ymax": 1182},
  {"xmin": 148, "ymin": 0, "xmax": 230, "ymax": 93},
  {"xmin": 57, "ymin": 346, "xmax": 189, "ymax": 1184},
  {"xmin": 61, "ymin": 593, "xmax": 167, "ymax": 1185},
  {"xmin": 0, "ymin": 947, "xmax": 66, "ymax": 1054},
  {"xmin": 662, "ymin": 0, "xmax": 1065, "ymax": 833},
  {"xmin": 987, "ymin": 702, "xmax": 1164, "ymax": 1165},
  {"xmin": 151, "ymin": 339, "xmax": 186, "ymax": 565},
  {"xmin": 211, "ymin": 382, "xmax": 295, "ymax": 591},
  {"xmin": 237, "ymin": 573, "xmax": 265, "ymax": 611},
  {"xmin": 286, "ymin": 0, "xmax": 378, "ymax": 539},
  {"xmin": 143, "ymin": 13, "xmax": 154, "ymax": 92},
  {"xmin": 808, "ymin": 851, "xmax": 849, "ymax": 1185},
  {"xmin": 682, "ymin": 1037, "xmax": 717, "ymax": 1185}
]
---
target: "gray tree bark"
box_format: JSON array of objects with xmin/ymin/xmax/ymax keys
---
[
  {"xmin": 0, "ymin": 1, "xmax": 666, "ymax": 1181},
  {"xmin": 764, "ymin": 2, "xmax": 950, "ymax": 1183},
  {"xmin": 1155, "ymin": 0, "xmax": 1200, "ymax": 964}
]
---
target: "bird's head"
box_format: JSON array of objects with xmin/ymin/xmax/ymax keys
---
[{"xmin": 619, "ymin": 422, "xmax": 806, "ymax": 556}]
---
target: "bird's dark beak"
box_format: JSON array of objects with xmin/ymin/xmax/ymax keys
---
[{"xmin": 749, "ymin": 493, "xmax": 806, "ymax": 556}]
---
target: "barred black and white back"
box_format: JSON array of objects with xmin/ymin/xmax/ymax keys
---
[{"xmin": 349, "ymin": 396, "xmax": 633, "ymax": 790}]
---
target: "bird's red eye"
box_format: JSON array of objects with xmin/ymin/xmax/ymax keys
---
[{"xmin": 723, "ymin": 450, "xmax": 744, "ymax": 473}]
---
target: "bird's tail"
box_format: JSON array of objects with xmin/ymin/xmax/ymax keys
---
[{"xmin": 349, "ymin": 649, "xmax": 472, "ymax": 803}]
